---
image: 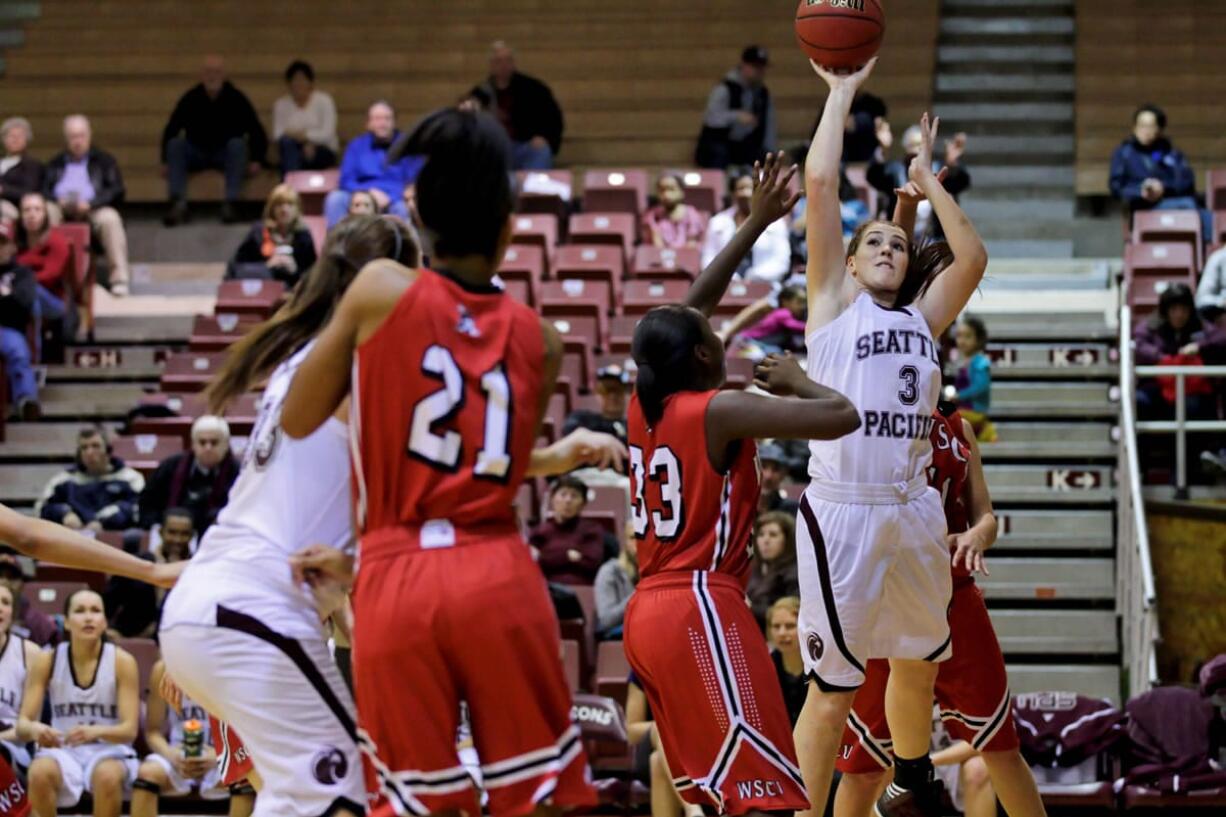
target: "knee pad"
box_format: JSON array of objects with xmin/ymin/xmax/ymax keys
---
[
  {"xmin": 132, "ymin": 778, "xmax": 162, "ymax": 795},
  {"xmin": 229, "ymin": 782, "xmax": 256, "ymax": 797}
]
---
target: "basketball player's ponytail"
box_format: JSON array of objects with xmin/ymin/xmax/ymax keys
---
[
  {"xmin": 205, "ymin": 215, "xmax": 420, "ymax": 414},
  {"xmin": 631, "ymin": 305, "xmax": 708, "ymax": 426}
]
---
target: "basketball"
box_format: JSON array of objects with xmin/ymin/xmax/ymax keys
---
[{"xmin": 795, "ymin": 0, "xmax": 885, "ymax": 69}]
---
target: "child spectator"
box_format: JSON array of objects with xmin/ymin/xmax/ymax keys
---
[
  {"xmin": 726, "ymin": 285, "xmax": 806, "ymax": 360},
  {"xmin": 131, "ymin": 659, "xmax": 230, "ymax": 817},
  {"xmin": 226, "ymin": 184, "xmax": 317, "ymax": 287},
  {"xmin": 0, "ymin": 581, "xmax": 40, "ymax": 773},
  {"xmin": 953, "ymin": 314, "xmax": 996, "ymax": 442},
  {"xmin": 641, "ymin": 174, "xmax": 706, "ymax": 249},
  {"xmin": 347, "ymin": 190, "xmax": 379, "ymax": 217},
  {"xmin": 593, "ymin": 523, "xmax": 637, "ymax": 640},
  {"xmin": 19, "ymin": 589, "xmax": 140, "ymax": 817},
  {"xmin": 745, "ymin": 511, "xmax": 799, "ymax": 628},
  {"xmin": 528, "ymin": 475, "xmax": 612, "ymax": 586},
  {"xmin": 766, "ymin": 597, "xmax": 805, "ymax": 726},
  {"xmin": 16, "ymin": 192, "xmax": 75, "ymax": 344}
]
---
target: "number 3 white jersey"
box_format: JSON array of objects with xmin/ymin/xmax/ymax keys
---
[
  {"xmin": 805, "ymin": 292, "xmax": 941, "ymax": 485},
  {"xmin": 161, "ymin": 339, "xmax": 352, "ymax": 639}
]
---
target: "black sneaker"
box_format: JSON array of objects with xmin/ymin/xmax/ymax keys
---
[
  {"xmin": 163, "ymin": 200, "xmax": 188, "ymax": 227},
  {"xmin": 874, "ymin": 778, "xmax": 946, "ymax": 817}
]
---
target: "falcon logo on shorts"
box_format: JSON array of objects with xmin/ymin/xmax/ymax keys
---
[
  {"xmin": 807, "ymin": 632, "xmax": 824, "ymax": 661},
  {"xmin": 311, "ymin": 747, "xmax": 348, "ymax": 785}
]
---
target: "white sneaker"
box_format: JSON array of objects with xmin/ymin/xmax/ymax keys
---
[{"xmin": 110, "ymin": 282, "xmax": 129, "ymax": 297}]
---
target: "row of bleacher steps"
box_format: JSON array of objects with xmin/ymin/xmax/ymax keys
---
[
  {"xmin": 936, "ymin": 0, "xmax": 1077, "ymax": 258},
  {"xmin": 967, "ymin": 269, "xmax": 1121, "ymax": 701}
]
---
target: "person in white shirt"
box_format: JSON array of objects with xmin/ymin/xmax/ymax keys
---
[
  {"xmin": 273, "ymin": 61, "xmax": 339, "ymax": 176},
  {"xmin": 1196, "ymin": 244, "xmax": 1226, "ymax": 325},
  {"xmin": 701, "ymin": 171, "xmax": 791, "ymax": 284}
]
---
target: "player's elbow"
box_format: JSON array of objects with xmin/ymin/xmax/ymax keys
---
[{"xmin": 811, "ymin": 398, "xmax": 861, "ymax": 440}]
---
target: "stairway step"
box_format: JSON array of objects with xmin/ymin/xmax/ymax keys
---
[
  {"xmin": 984, "ymin": 239, "xmax": 1077, "ymax": 259},
  {"xmin": 962, "ymin": 194, "xmax": 1075, "ymax": 218},
  {"xmin": 991, "ymin": 610, "xmax": 1117, "ymax": 655},
  {"xmin": 941, "ymin": 16, "xmax": 1074, "ymax": 36},
  {"xmin": 0, "ymin": 422, "xmax": 120, "ymax": 461},
  {"xmin": 936, "ymin": 102, "xmax": 1073, "ymax": 122},
  {"xmin": 969, "ymin": 164, "xmax": 1072, "ymax": 188},
  {"xmin": 1007, "ymin": 665, "xmax": 1121, "ymax": 704},
  {"xmin": 39, "ymin": 383, "xmax": 150, "ymax": 420},
  {"xmin": 0, "ymin": 463, "xmax": 68, "ymax": 504},
  {"xmin": 981, "ymin": 558, "xmax": 1115, "ymax": 600},
  {"xmin": 937, "ymin": 73, "xmax": 1074, "ymax": 93},
  {"xmin": 967, "ymin": 133, "xmax": 1074, "ymax": 156},
  {"xmin": 994, "ymin": 509, "xmax": 1113, "ymax": 550},
  {"xmin": 985, "ymin": 464, "xmax": 1114, "ymax": 504},
  {"xmin": 939, "ymin": 44, "xmax": 1073, "ymax": 64},
  {"xmin": 91, "ymin": 315, "xmax": 192, "ymax": 345},
  {"xmin": 983, "ymin": 422, "xmax": 1116, "ymax": 461},
  {"xmin": 946, "ymin": 0, "xmax": 1072, "ymax": 9}
]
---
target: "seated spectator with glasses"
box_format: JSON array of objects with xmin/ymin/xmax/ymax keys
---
[
  {"xmin": 36, "ymin": 427, "xmax": 144, "ymax": 531},
  {"xmin": 0, "ymin": 221, "xmax": 39, "ymax": 420},
  {"xmin": 273, "ymin": 60, "xmax": 338, "ymax": 176},
  {"xmin": 529, "ymin": 475, "xmax": 613, "ymax": 586},
  {"xmin": 139, "ymin": 415, "xmax": 238, "ymax": 535},
  {"xmin": 44, "ymin": 115, "xmax": 131, "ymax": 296},
  {"xmin": 323, "ymin": 101, "xmax": 421, "ymax": 227},
  {"xmin": 226, "ymin": 184, "xmax": 317, "ymax": 286}
]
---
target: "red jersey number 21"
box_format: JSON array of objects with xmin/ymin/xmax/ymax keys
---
[{"xmin": 407, "ymin": 344, "xmax": 512, "ymax": 480}]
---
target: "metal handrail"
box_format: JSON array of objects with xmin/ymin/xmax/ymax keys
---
[{"xmin": 1120, "ymin": 307, "xmax": 1157, "ymax": 605}]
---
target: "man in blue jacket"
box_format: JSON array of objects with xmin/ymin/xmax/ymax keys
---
[
  {"xmin": 35, "ymin": 426, "xmax": 145, "ymax": 531},
  {"xmin": 1110, "ymin": 103, "xmax": 1211, "ymax": 240},
  {"xmin": 323, "ymin": 100, "xmax": 423, "ymax": 226}
]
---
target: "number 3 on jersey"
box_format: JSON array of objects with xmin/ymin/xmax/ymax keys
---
[
  {"xmin": 630, "ymin": 445, "xmax": 685, "ymax": 540},
  {"xmin": 407, "ymin": 344, "xmax": 512, "ymax": 480}
]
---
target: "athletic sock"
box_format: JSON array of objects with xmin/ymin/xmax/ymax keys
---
[{"xmin": 892, "ymin": 753, "xmax": 934, "ymax": 792}]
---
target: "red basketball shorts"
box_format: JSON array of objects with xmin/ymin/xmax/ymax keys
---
[
  {"xmin": 0, "ymin": 753, "xmax": 29, "ymax": 817},
  {"xmin": 209, "ymin": 716, "xmax": 254, "ymax": 788},
  {"xmin": 837, "ymin": 581, "xmax": 1019, "ymax": 774},
  {"xmin": 352, "ymin": 532, "xmax": 595, "ymax": 817},
  {"xmin": 624, "ymin": 571, "xmax": 810, "ymax": 815}
]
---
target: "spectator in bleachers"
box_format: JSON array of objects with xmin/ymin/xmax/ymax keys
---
[
  {"xmin": 347, "ymin": 189, "xmax": 379, "ymax": 217},
  {"xmin": 1195, "ymin": 244, "xmax": 1226, "ymax": 326},
  {"xmin": 323, "ymin": 101, "xmax": 420, "ymax": 227},
  {"xmin": 0, "ymin": 579, "xmax": 39, "ymax": 772},
  {"xmin": 44, "ymin": 115, "xmax": 131, "ymax": 296},
  {"xmin": 105, "ymin": 508, "xmax": 191, "ymax": 641},
  {"xmin": 563, "ymin": 364, "xmax": 630, "ymax": 445},
  {"xmin": 226, "ymin": 183, "xmax": 317, "ymax": 286},
  {"xmin": 953, "ymin": 314, "xmax": 996, "ymax": 442},
  {"xmin": 766, "ymin": 596, "xmax": 806, "ymax": 726},
  {"xmin": 695, "ymin": 45, "xmax": 776, "ymax": 169},
  {"xmin": 1110, "ymin": 103, "xmax": 1211, "ymax": 240},
  {"xmin": 0, "ymin": 220, "xmax": 40, "ymax": 420},
  {"xmin": 700, "ymin": 171, "xmax": 790, "ymax": 283},
  {"xmin": 529, "ymin": 475, "xmax": 611, "ymax": 586},
  {"xmin": 0, "ymin": 548, "xmax": 55, "ymax": 646},
  {"xmin": 843, "ymin": 92, "xmax": 889, "ymax": 163},
  {"xmin": 757, "ymin": 443, "xmax": 798, "ymax": 514},
  {"xmin": 154, "ymin": 507, "xmax": 196, "ymax": 562},
  {"xmin": 723, "ymin": 285, "xmax": 807, "ymax": 361},
  {"xmin": 1134, "ymin": 283, "xmax": 1224, "ymax": 420},
  {"xmin": 594, "ymin": 523, "xmax": 637, "ymax": 640},
  {"xmin": 273, "ymin": 60, "xmax": 338, "ymax": 176},
  {"xmin": 0, "ymin": 117, "xmax": 44, "ymax": 224},
  {"xmin": 746, "ymin": 511, "xmax": 799, "ymax": 628},
  {"xmin": 161, "ymin": 55, "xmax": 268, "ymax": 227},
  {"xmin": 19, "ymin": 589, "xmax": 139, "ymax": 817},
  {"xmin": 869, "ymin": 122, "xmax": 970, "ymax": 237},
  {"xmin": 463, "ymin": 41, "xmax": 564, "ymax": 170},
  {"xmin": 36, "ymin": 426, "xmax": 144, "ymax": 531},
  {"xmin": 641, "ymin": 174, "xmax": 707, "ymax": 249},
  {"xmin": 16, "ymin": 192, "xmax": 76, "ymax": 344},
  {"xmin": 138, "ymin": 415, "xmax": 238, "ymax": 534},
  {"xmin": 790, "ymin": 166, "xmax": 871, "ymax": 262}
]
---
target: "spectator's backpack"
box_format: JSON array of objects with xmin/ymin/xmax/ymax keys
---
[
  {"xmin": 1119, "ymin": 686, "xmax": 1226, "ymax": 794},
  {"xmin": 1012, "ymin": 691, "xmax": 1127, "ymax": 768}
]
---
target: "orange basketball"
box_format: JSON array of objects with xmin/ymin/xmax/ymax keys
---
[{"xmin": 795, "ymin": 0, "xmax": 885, "ymax": 70}]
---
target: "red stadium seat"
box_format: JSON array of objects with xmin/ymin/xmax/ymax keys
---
[
  {"xmin": 622, "ymin": 280, "xmax": 689, "ymax": 316},
  {"xmin": 23, "ymin": 581, "xmax": 88, "ymax": 618},
  {"xmin": 1207, "ymin": 168, "xmax": 1226, "ymax": 212},
  {"xmin": 515, "ymin": 482, "xmax": 541, "ymax": 526},
  {"xmin": 607, "ymin": 316, "xmax": 639, "ymax": 355},
  {"xmin": 36, "ymin": 566, "xmax": 105, "ymax": 594},
  {"xmin": 303, "ymin": 215, "xmax": 327, "ymax": 253},
  {"xmin": 540, "ymin": 281, "xmax": 609, "ymax": 348},
  {"xmin": 553, "ymin": 245, "xmax": 625, "ymax": 310},
  {"xmin": 284, "ymin": 169, "xmax": 339, "ymax": 216},
  {"xmin": 630, "ymin": 246, "xmax": 701, "ymax": 281},
  {"xmin": 189, "ymin": 313, "xmax": 262, "ymax": 352},
  {"xmin": 1124, "ymin": 242, "xmax": 1196, "ymax": 316},
  {"xmin": 568, "ymin": 213, "xmax": 636, "ymax": 259},
  {"xmin": 110, "ymin": 434, "xmax": 184, "ymax": 478},
  {"xmin": 724, "ymin": 357, "xmax": 755, "ymax": 390},
  {"xmin": 1213, "ymin": 213, "xmax": 1226, "ymax": 246},
  {"xmin": 562, "ymin": 639, "xmax": 582, "ymax": 692},
  {"xmin": 160, "ymin": 351, "xmax": 227, "ymax": 393},
  {"xmin": 541, "ymin": 392, "xmax": 569, "ymax": 443},
  {"xmin": 587, "ymin": 484, "xmax": 628, "ymax": 539},
  {"xmin": 1132, "ymin": 209, "xmax": 1203, "ymax": 269},
  {"xmin": 679, "ymin": 169, "xmax": 726, "ymax": 215},
  {"xmin": 215, "ymin": 280, "xmax": 286, "ymax": 318},
  {"xmin": 510, "ymin": 213, "xmax": 559, "ymax": 261},
  {"xmin": 582, "ymin": 169, "xmax": 649, "ymax": 217},
  {"xmin": 560, "ymin": 343, "xmax": 595, "ymax": 397},
  {"xmin": 515, "ymin": 170, "xmax": 573, "ymax": 224},
  {"xmin": 501, "ymin": 278, "xmax": 532, "ymax": 307},
  {"xmin": 498, "ymin": 245, "xmax": 546, "ymax": 307},
  {"xmin": 116, "ymin": 637, "xmax": 161, "ymax": 700},
  {"xmin": 595, "ymin": 641, "xmax": 631, "ymax": 703},
  {"xmin": 714, "ymin": 279, "xmax": 774, "ymax": 317}
]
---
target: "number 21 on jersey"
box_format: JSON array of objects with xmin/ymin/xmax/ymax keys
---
[
  {"xmin": 407, "ymin": 344, "xmax": 513, "ymax": 481},
  {"xmin": 629, "ymin": 445, "xmax": 685, "ymax": 540}
]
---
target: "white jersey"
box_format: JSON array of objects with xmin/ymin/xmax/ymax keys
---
[
  {"xmin": 48, "ymin": 642, "xmax": 121, "ymax": 735},
  {"xmin": 805, "ymin": 292, "xmax": 941, "ymax": 485},
  {"xmin": 0, "ymin": 635, "xmax": 25, "ymax": 728},
  {"xmin": 161, "ymin": 339, "xmax": 352, "ymax": 639}
]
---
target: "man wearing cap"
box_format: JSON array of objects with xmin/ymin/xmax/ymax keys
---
[
  {"xmin": 695, "ymin": 45, "xmax": 777, "ymax": 169},
  {"xmin": 0, "ymin": 221, "xmax": 39, "ymax": 420},
  {"xmin": 0, "ymin": 548, "xmax": 55, "ymax": 645},
  {"xmin": 563, "ymin": 364, "xmax": 630, "ymax": 446},
  {"xmin": 138, "ymin": 415, "xmax": 239, "ymax": 533},
  {"xmin": 758, "ymin": 443, "xmax": 798, "ymax": 515}
]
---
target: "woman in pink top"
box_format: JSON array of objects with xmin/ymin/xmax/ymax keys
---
[{"xmin": 640, "ymin": 173, "xmax": 707, "ymax": 248}]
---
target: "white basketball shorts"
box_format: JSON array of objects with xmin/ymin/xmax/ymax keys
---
[
  {"xmin": 37, "ymin": 744, "xmax": 137, "ymax": 808},
  {"xmin": 795, "ymin": 475, "xmax": 953, "ymax": 690}
]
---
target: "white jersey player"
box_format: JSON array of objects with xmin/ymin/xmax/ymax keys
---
[
  {"xmin": 781, "ymin": 57, "xmax": 989, "ymax": 817},
  {"xmin": 19, "ymin": 590, "xmax": 140, "ymax": 816},
  {"xmin": 0, "ymin": 584, "xmax": 38, "ymax": 773},
  {"xmin": 159, "ymin": 215, "xmax": 421, "ymax": 817}
]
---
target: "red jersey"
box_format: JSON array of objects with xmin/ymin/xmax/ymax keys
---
[
  {"xmin": 927, "ymin": 409, "xmax": 972, "ymax": 583},
  {"xmin": 627, "ymin": 390, "xmax": 760, "ymax": 584},
  {"xmin": 352, "ymin": 268, "xmax": 545, "ymax": 539}
]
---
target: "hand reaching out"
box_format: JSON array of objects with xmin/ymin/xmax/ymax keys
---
[
  {"xmin": 944, "ymin": 132, "xmax": 967, "ymax": 167},
  {"xmin": 810, "ymin": 57, "xmax": 878, "ymax": 94},
  {"xmin": 948, "ymin": 529, "xmax": 990, "ymax": 576},
  {"xmin": 752, "ymin": 353, "xmax": 811, "ymax": 397},
  {"xmin": 907, "ymin": 112, "xmax": 940, "ymax": 187},
  {"xmin": 894, "ymin": 166, "xmax": 949, "ymax": 208},
  {"xmin": 748, "ymin": 152, "xmax": 800, "ymax": 227}
]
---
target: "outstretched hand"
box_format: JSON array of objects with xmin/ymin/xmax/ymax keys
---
[
  {"xmin": 556, "ymin": 428, "xmax": 627, "ymax": 474},
  {"xmin": 810, "ymin": 57, "xmax": 878, "ymax": 94},
  {"xmin": 894, "ymin": 166, "xmax": 950, "ymax": 209},
  {"xmin": 907, "ymin": 112, "xmax": 941, "ymax": 187},
  {"xmin": 748, "ymin": 152, "xmax": 801, "ymax": 227},
  {"xmin": 752, "ymin": 353, "xmax": 810, "ymax": 397}
]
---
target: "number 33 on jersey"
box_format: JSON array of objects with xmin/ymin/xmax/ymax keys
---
[
  {"xmin": 350, "ymin": 271, "xmax": 547, "ymax": 534},
  {"xmin": 627, "ymin": 390, "xmax": 761, "ymax": 583}
]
